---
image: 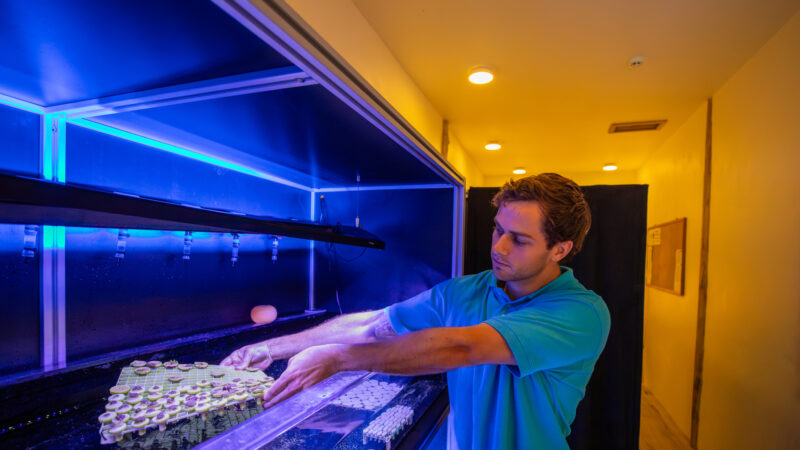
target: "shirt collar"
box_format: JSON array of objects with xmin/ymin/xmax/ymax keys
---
[{"xmin": 489, "ymin": 266, "xmax": 575, "ymax": 305}]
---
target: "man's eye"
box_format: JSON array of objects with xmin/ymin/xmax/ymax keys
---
[{"xmin": 513, "ymin": 237, "xmax": 528, "ymax": 245}]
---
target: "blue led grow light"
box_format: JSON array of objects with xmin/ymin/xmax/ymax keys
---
[{"xmin": 68, "ymin": 118, "xmax": 312, "ymax": 192}]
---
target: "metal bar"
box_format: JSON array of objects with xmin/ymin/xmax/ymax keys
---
[
  {"xmin": 315, "ymin": 183, "xmax": 453, "ymax": 193},
  {"xmin": 195, "ymin": 371, "xmax": 373, "ymax": 449},
  {"xmin": 0, "ymin": 93, "xmax": 44, "ymax": 114},
  {"xmin": 452, "ymin": 185, "xmax": 465, "ymax": 277},
  {"xmin": 307, "ymin": 190, "xmax": 317, "ymax": 312},
  {"xmin": 212, "ymin": 0, "xmax": 465, "ymax": 187},
  {"xmin": 44, "ymin": 66, "xmax": 316, "ymax": 119},
  {"xmin": 39, "ymin": 115, "xmax": 68, "ymax": 371},
  {"xmin": 0, "ymin": 173, "xmax": 386, "ymax": 249},
  {"xmin": 41, "ymin": 115, "xmax": 53, "ymax": 180},
  {"xmin": 55, "ymin": 227, "xmax": 66, "ymax": 369},
  {"xmin": 51, "ymin": 117, "xmax": 67, "ymax": 370},
  {"xmin": 39, "ymin": 226, "xmax": 55, "ymax": 372},
  {"xmin": 55, "ymin": 117, "xmax": 66, "ymax": 183},
  {"xmin": 67, "ymin": 118, "xmax": 314, "ymax": 192},
  {"xmin": 39, "ymin": 116, "xmax": 53, "ymax": 371}
]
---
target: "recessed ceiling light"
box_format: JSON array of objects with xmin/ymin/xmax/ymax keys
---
[
  {"xmin": 512, "ymin": 168, "xmax": 526, "ymax": 175},
  {"xmin": 485, "ymin": 142, "xmax": 501, "ymax": 151},
  {"xmin": 468, "ymin": 67, "xmax": 494, "ymax": 84},
  {"xmin": 603, "ymin": 164, "xmax": 618, "ymax": 171}
]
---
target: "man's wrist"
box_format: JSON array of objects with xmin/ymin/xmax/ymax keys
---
[
  {"xmin": 259, "ymin": 338, "xmax": 281, "ymax": 361},
  {"xmin": 264, "ymin": 342, "xmax": 273, "ymax": 362},
  {"xmin": 330, "ymin": 344, "xmax": 352, "ymax": 372}
]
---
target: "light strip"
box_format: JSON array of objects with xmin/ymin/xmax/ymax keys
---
[
  {"xmin": 43, "ymin": 225, "xmax": 54, "ymax": 248},
  {"xmin": 42, "ymin": 116, "xmax": 53, "ymax": 180},
  {"xmin": 41, "ymin": 226, "xmax": 66, "ymax": 250},
  {"xmin": 68, "ymin": 119, "xmax": 313, "ymax": 192},
  {"xmin": 452, "ymin": 185, "xmax": 463, "ymax": 278},
  {"xmin": 56, "ymin": 226, "xmax": 66, "ymax": 249},
  {"xmin": 56, "ymin": 117, "xmax": 66, "ymax": 182},
  {"xmin": 0, "ymin": 93, "xmax": 44, "ymax": 114},
  {"xmin": 308, "ymin": 190, "xmax": 316, "ymax": 312},
  {"xmin": 315, "ymin": 183, "xmax": 452, "ymax": 193},
  {"xmin": 47, "ymin": 66, "xmax": 315, "ymax": 119}
]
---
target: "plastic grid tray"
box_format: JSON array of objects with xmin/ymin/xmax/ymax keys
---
[{"xmin": 99, "ymin": 361, "xmax": 270, "ymax": 445}]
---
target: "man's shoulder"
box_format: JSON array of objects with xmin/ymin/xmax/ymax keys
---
[
  {"xmin": 535, "ymin": 278, "xmax": 610, "ymax": 332},
  {"xmin": 553, "ymin": 269, "xmax": 606, "ymax": 305},
  {"xmin": 438, "ymin": 270, "xmax": 494, "ymax": 293}
]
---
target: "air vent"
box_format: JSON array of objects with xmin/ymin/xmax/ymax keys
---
[{"xmin": 608, "ymin": 120, "xmax": 667, "ymax": 133}]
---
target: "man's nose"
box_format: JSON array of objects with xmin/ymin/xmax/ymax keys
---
[{"xmin": 493, "ymin": 234, "xmax": 510, "ymax": 255}]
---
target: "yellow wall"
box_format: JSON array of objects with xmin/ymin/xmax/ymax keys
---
[
  {"xmin": 482, "ymin": 170, "xmax": 639, "ymax": 187},
  {"xmin": 447, "ymin": 131, "xmax": 485, "ymax": 188},
  {"xmin": 636, "ymin": 102, "xmax": 708, "ymax": 438},
  {"xmin": 283, "ymin": 4, "xmax": 800, "ymax": 446},
  {"xmin": 699, "ymin": 10, "xmax": 800, "ymax": 449},
  {"xmin": 285, "ymin": 0, "xmax": 485, "ymax": 187}
]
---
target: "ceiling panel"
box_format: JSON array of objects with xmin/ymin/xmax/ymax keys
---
[
  {"xmin": 352, "ymin": 0, "xmax": 800, "ymax": 176},
  {"xmin": 0, "ymin": 0, "xmax": 292, "ymax": 106}
]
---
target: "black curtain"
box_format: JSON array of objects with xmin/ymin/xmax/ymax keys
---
[{"xmin": 464, "ymin": 185, "xmax": 647, "ymax": 450}]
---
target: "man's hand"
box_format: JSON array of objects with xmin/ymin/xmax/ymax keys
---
[
  {"xmin": 219, "ymin": 310, "xmax": 395, "ymax": 372},
  {"xmin": 254, "ymin": 322, "xmax": 514, "ymax": 409},
  {"xmin": 220, "ymin": 341, "xmax": 273, "ymax": 371},
  {"xmin": 261, "ymin": 344, "xmax": 343, "ymax": 409}
]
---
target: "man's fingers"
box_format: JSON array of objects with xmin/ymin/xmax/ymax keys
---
[
  {"xmin": 262, "ymin": 381, "xmax": 297, "ymax": 410},
  {"xmin": 262, "ymin": 373, "xmax": 291, "ymax": 406},
  {"xmin": 220, "ymin": 350, "xmax": 240, "ymax": 367},
  {"xmin": 235, "ymin": 348, "xmax": 253, "ymax": 370},
  {"xmin": 221, "ymin": 350, "xmax": 240, "ymax": 367},
  {"xmin": 254, "ymin": 359, "xmax": 272, "ymax": 371}
]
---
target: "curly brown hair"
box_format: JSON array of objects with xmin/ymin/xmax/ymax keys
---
[{"xmin": 492, "ymin": 173, "xmax": 591, "ymax": 260}]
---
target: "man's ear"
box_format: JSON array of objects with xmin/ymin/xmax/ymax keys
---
[{"xmin": 550, "ymin": 241, "xmax": 574, "ymax": 263}]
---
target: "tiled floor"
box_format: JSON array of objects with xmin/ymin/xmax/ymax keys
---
[{"xmin": 640, "ymin": 386, "xmax": 693, "ymax": 450}]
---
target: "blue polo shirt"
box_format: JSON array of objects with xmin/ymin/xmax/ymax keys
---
[{"xmin": 386, "ymin": 267, "xmax": 610, "ymax": 449}]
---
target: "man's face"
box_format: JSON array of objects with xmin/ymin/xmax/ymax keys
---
[{"xmin": 491, "ymin": 201, "xmax": 564, "ymax": 283}]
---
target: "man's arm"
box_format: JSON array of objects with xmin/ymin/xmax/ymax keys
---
[
  {"xmin": 221, "ymin": 309, "xmax": 396, "ymax": 370},
  {"xmin": 261, "ymin": 323, "xmax": 514, "ymax": 408},
  {"xmin": 338, "ymin": 323, "xmax": 514, "ymax": 374}
]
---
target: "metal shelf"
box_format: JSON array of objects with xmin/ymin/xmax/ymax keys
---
[{"xmin": 0, "ymin": 172, "xmax": 385, "ymax": 249}]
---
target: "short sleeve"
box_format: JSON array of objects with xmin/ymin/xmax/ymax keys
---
[
  {"xmin": 385, "ymin": 287, "xmax": 445, "ymax": 335},
  {"xmin": 484, "ymin": 298, "xmax": 609, "ymax": 377}
]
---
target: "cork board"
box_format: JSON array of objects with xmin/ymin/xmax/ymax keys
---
[{"xmin": 645, "ymin": 218, "xmax": 686, "ymax": 295}]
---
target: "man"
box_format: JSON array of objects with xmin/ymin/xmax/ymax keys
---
[{"xmin": 222, "ymin": 173, "xmax": 610, "ymax": 449}]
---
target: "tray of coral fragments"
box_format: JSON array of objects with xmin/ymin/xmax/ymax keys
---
[{"xmin": 97, "ymin": 359, "xmax": 273, "ymax": 446}]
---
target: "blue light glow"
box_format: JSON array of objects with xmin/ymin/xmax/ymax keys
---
[
  {"xmin": 315, "ymin": 183, "xmax": 452, "ymax": 192},
  {"xmin": 63, "ymin": 227, "xmax": 103, "ymax": 235},
  {"xmin": 56, "ymin": 226, "xmax": 65, "ymax": 249},
  {"xmin": 0, "ymin": 94, "xmax": 44, "ymax": 114},
  {"xmin": 42, "ymin": 115, "xmax": 53, "ymax": 180},
  {"xmin": 56, "ymin": 117, "xmax": 66, "ymax": 182},
  {"xmin": 43, "ymin": 226, "xmax": 66, "ymax": 249},
  {"xmin": 170, "ymin": 231, "xmax": 211, "ymax": 239},
  {"xmin": 127, "ymin": 229, "xmax": 164, "ymax": 238},
  {"xmin": 43, "ymin": 226, "xmax": 54, "ymax": 248},
  {"xmin": 68, "ymin": 119, "xmax": 312, "ymax": 191},
  {"xmin": 310, "ymin": 190, "xmax": 316, "ymax": 222},
  {"xmin": 60, "ymin": 228, "xmax": 216, "ymax": 238}
]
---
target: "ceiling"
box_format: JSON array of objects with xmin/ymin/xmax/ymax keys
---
[{"xmin": 351, "ymin": 0, "xmax": 800, "ymax": 178}]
